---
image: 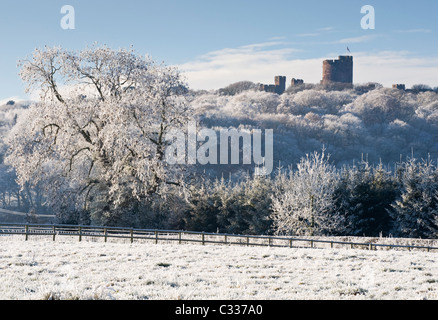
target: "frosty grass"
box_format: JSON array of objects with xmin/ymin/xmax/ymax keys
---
[{"xmin": 0, "ymin": 236, "xmax": 437, "ymax": 300}]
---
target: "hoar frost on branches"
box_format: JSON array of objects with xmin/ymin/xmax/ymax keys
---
[
  {"xmin": 6, "ymin": 45, "xmax": 192, "ymax": 226},
  {"xmin": 271, "ymin": 150, "xmax": 345, "ymax": 236}
]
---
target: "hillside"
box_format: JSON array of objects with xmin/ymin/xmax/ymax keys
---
[{"xmin": 189, "ymin": 86, "xmax": 438, "ymax": 173}]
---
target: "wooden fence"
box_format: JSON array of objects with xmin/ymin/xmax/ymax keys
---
[{"xmin": 0, "ymin": 223, "xmax": 437, "ymax": 253}]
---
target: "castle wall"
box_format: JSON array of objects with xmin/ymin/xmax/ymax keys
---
[
  {"xmin": 259, "ymin": 84, "xmax": 277, "ymax": 93},
  {"xmin": 291, "ymin": 78, "xmax": 304, "ymax": 86},
  {"xmin": 260, "ymin": 76, "xmax": 286, "ymax": 94},
  {"xmin": 392, "ymin": 84, "xmax": 406, "ymax": 90}
]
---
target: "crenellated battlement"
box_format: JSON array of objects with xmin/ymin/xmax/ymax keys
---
[{"xmin": 321, "ymin": 56, "xmax": 353, "ymax": 87}]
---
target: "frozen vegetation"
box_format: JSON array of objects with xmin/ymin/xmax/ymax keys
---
[
  {"xmin": 0, "ymin": 236, "xmax": 437, "ymax": 300},
  {"xmin": 0, "ymin": 46, "xmax": 438, "ymax": 301},
  {"xmin": 0, "ymin": 45, "xmax": 438, "ymax": 239}
]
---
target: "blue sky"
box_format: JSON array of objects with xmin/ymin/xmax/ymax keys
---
[{"xmin": 1, "ymin": 0, "xmax": 438, "ymax": 101}]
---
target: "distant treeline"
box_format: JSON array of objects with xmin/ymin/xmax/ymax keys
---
[
  {"xmin": 1, "ymin": 83, "xmax": 438, "ymax": 238},
  {"xmin": 181, "ymin": 152, "xmax": 438, "ymax": 239}
]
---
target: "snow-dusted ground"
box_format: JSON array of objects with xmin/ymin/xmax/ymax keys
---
[{"xmin": 0, "ymin": 236, "xmax": 437, "ymax": 300}]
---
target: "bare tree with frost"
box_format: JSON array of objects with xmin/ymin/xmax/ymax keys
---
[
  {"xmin": 6, "ymin": 45, "xmax": 192, "ymax": 226},
  {"xmin": 271, "ymin": 150, "xmax": 344, "ymax": 236}
]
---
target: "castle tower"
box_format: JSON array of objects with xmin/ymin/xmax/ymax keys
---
[
  {"xmin": 274, "ymin": 76, "xmax": 286, "ymax": 94},
  {"xmin": 321, "ymin": 56, "xmax": 353, "ymax": 87}
]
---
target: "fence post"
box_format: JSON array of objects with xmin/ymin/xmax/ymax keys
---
[
  {"xmin": 52, "ymin": 225, "xmax": 56, "ymax": 241},
  {"xmin": 224, "ymin": 235, "xmax": 227, "ymax": 244},
  {"xmin": 289, "ymin": 239, "xmax": 293, "ymax": 248},
  {"xmin": 202, "ymin": 232, "xmax": 205, "ymax": 245},
  {"xmin": 178, "ymin": 232, "xmax": 182, "ymax": 244},
  {"xmin": 155, "ymin": 230, "xmax": 158, "ymax": 244},
  {"xmin": 78, "ymin": 226, "xmax": 82, "ymax": 242},
  {"xmin": 104, "ymin": 228, "xmax": 107, "ymax": 243},
  {"xmin": 25, "ymin": 225, "xmax": 29, "ymax": 241},
  {"xmin": 246, "ymin": 236, "xmax": 249, "ymax": 247},
  {"xmin": 331, "ymin": 241, "xmax": 334, "ymax": 249},
  {"xmin": 310, "ymin": 240, "xmax": 313, "ymax": 248},
  {"xmin": 130, "ymin": 229, "xmax": 134, "ymax": 244}
]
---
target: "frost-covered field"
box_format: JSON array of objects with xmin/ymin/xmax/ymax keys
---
[{"xmin": 0, "ymin": 236, "xmax": 437, "ymax": 300}]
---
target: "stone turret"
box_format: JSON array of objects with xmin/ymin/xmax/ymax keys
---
[
  {"xmin": 321, "ymin": 56, "xmax": 353, "ymax": 87},
  {"xmin": 274, "ymin": 76, "xmax": 286, "ymax": 94}
]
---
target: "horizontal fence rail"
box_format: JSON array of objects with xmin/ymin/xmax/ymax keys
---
[{"xmin": 0, "ymin": 223, "xmax": 437, "ymax": 253}]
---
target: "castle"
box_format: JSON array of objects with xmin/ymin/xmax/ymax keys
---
[
  {"xmin": 259, "ymin": 55, "xmax": 414, "ymax": 94},
  {"xmin": 259, "ymin": 76, "xmax": 286, "ymax": 94},
  {"xmin": 259, "ymin": 55, "xmax": 354, "ymax": 94}
]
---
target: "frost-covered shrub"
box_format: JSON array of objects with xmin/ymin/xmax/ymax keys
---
[{"xmin": 271, "ymin": 150, "xmax": 345, "ymax": 236}]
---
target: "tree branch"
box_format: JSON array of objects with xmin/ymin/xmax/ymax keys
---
[{"xmin": 69, "ymin": 147, "xmax": 91, "ymax": 172}]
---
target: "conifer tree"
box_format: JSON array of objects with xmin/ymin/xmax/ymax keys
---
[
  {"xmin": 336, "ymin": 162, "xmax": 396, "ymax": 236},
  {"xmin": 390, "ymin": 158, "xmax": 438, "ymax": 238}
]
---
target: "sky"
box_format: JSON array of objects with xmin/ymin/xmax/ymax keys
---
[{"xmin": 1, "ymin": 0, "xmax": 438, "ymax": 102}]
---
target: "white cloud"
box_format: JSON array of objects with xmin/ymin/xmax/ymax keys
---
[
  {"xmin": 178, "ymin": 42, "xmax": 438, "ymax": 90},
  {"xmin": 336, "ymin": 35, "xmax": 378, "ymax": 44},
  {"xmin": 318, "ymin": 27, "xmax": 335, "ymax": 32},
  {"xmin": 239, "ymin": 41, "xmax": 289, "ymax": 50},
  {"xmin": 178, "ymin": 42, "xmax": 317, "ymax": 90},
  {"xmin": 394, "ymin": 29, "xmax": 432, "ymax": 34},
  {"xmin": 297, "ymin": 33, "xmax": 320, "ymax": 37},
  {"xmin": 353, "ymin": 51, "xmax": 438, "ymax": 87},
  {"xmin": 269, "ymin": 36, "xmax": 287, "ymax": 41}
]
